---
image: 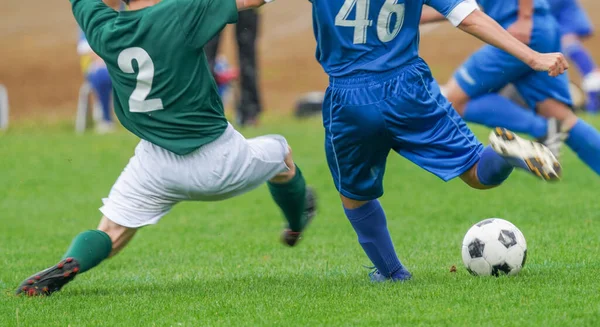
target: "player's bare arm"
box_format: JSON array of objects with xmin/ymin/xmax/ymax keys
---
[
  {"xmin": 458, "ymin": 10, "xmax": 568, "ymax": 77},
  {"xmin": 506, "ymin": 0, "xmax": 534, "ymax": 44},
  {"xmin": 420, "ymin": 5, "xmax": 445, "ymax": 24}
]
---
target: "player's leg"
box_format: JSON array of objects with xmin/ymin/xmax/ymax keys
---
[
  {"xmin": 322, "ymin": 84, "xmax": 410, "ymax": 282},
  {"xmin": 184, "ymin": 125, "xmax": 316, "ymax": 246},
  {"xmin": 86, "ymin": 62, "xmax": 114, "ymax": 132},
  {"xmin": 444, "ymin": 45, "xmax": 550, "ymax": 140},
  {"xmin": 266, "ymin": 147, "xmax": 317, "ymax": 246},
  {"xmin": 338, "ymin": 195, "xmax": 411, "ymax": 282},
  {"xmin": 563, "ymin": 34, "xmax": 598, "ymax": 85},
  {"xmin": 556, "ymin": 0, "xmax": 600, "ymax": 112},
  {"xmin": 15, "ymin": 217, "xmax": 137, "ymax": 297},
  {"xmin": 392, "ymin": 61, "xmax": 560, "ymax": 190},
  {"xmin": 235, "ymin": 9, "xmax": 261, "ymax": 126},
  {"xmin": 536, "ymin": 99, "xmax": 600, "ymax": 175},
  {"xmin": 16, "ymin": 141, "xmax": 180, "ymax": 296}
]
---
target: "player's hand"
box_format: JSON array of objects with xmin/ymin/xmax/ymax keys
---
[
  {"xmin": 507, "ymin": 17, "xmax": 533, "ymax": 45},
  {"xmin": 529, "ymin": 52, "xmax": 570, "ymax": 77}
]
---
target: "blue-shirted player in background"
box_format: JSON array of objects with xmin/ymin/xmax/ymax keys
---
[
  {"xmin": 427, "ymin": 0, "xmax": 600, "ymax": 176},
  {"xmin": 77, "ymin": 0, "xmax": 123, "ymax": 133},
  {"xmin": 311, "ymin": 0, "xmax": 567, "ymax": 281},
  {"xmin": 548, "ymin": 0, "xmax": 600, "ymax": 113}
]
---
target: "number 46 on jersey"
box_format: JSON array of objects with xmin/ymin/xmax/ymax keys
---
[{"xmin": 335, "ymin": 0, "xmax": 406, "ymax": 44}]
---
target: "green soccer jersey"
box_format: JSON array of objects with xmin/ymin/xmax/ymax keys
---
[{"xmin": 71, "ymin": 0, "xmax": 238, "ymax": 155}]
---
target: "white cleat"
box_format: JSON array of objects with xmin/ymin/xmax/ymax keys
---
[{"xmin": 489, "ymin": 127, "xmax": 562, "ymax": 181}]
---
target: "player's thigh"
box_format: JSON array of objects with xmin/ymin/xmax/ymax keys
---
[
  {"xmin": 453, "ymin": 45, "xmax": 530, "ymax": 99},
  {"xmin": 322, "ymin": 88, "xmax": 391, "ymax": 201},
  {"xmin": 100, "ymin": 141, "xmax": 181, "ymax": 229},
  {"xmin": 229, "ymin": 133, "xmax": 290, "ymax": 195},
  {"xmin": 557, "ymin": 1, "xmax": 594, "ymax": 37},
  {"xmin": 514, "ymin": 70, "xmax": 573, "ymax": 110},
  {"xmin": 388, "ymin": 69, "xmax": 484, "ymax": 182},
  {"xmin": 188, "ymin": 126, "xmax": 289, "ymax": 201}
]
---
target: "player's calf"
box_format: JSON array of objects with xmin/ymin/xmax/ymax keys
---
[
  {"xmin": 342, "ymin": 197, "xmax": 411, "ymax": 282},
  {"xmin": 268, "ymin": 148, "xmax": 317, "ymax": 247}
]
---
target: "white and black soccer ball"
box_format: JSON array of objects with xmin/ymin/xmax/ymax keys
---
[{"xmin": 461, "ymin": 218, "xmax": 527, "ymax": 276}]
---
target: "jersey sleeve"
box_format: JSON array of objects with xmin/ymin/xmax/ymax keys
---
[
  {"xmin": 70, "ymin": 0, "xmax": 117, "ymax": 56},
  {"xmin": 424, "ymin": 0, "xmax": 479, "ymax": 26},
  {"xmin": 177, "ymin": 0, "xmax": 239, "ymax": 49}
]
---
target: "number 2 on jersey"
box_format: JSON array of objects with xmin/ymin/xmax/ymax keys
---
[
  {"xmin": 118, "ymin": 47, "xmax": 164, "ymax": 113},
  {"xmin": 335, "ymin": 0, "xmax": 405, "ymax": 44}
]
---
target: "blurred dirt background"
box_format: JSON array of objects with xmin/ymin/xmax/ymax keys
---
[{"xmin": 0, "ymin": 0, "xmax": 598, "ymax": 121}]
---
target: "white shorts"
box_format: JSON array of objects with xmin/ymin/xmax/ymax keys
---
[{"xmin": 100, "ymin": 124, "xmax": 289, "ymax": 228}]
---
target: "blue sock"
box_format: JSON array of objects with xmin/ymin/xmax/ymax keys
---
[
  {"xmin": 344, "ymin": 200, "xmax": 406, "ymax": 279},
  {"xmin": 464, "ymin": 94, "xmax": 548, "ymax": 138},
  {"xmin": 87, "ymin": 68, "xmax": 113, "ymax": 122},
  {"xmin": 476, "ymin": 146, "xmax": 526, "ymax": 186},
  {"xmin": 587, "ymin": 91, "xmax": 600, "ymax": 113},
  {"xmin": 565, "ymin": 120, "xmax": 600, "ymax": 175},
  {"xmin": 564, "ymin": 42, "xmax": 597, "ymax": 77}
]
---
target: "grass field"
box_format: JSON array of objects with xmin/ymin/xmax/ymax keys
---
[{"xmin": 1, "ymin": 116, "xmax": 599, "ymax": 326}]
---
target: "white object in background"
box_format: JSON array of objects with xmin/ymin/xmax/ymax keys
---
[
  {"xmin": 0, "ymin": 84, "xmax": 9, "ymax": 130},
  {"xmin": 75, "ymin": 82, "xmax": 92, "ymax": 134}
]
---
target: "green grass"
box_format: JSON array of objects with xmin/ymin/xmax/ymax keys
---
[{"xmin": 1, "ymin": 116, "xmax": 599, "ymax": 326}]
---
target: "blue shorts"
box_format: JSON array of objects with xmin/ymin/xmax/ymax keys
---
[
  {"xmin": 323, "ymin": 59, "xmax": 484, "ymax": 201},
  {"xmin": 455, "ymin": 14, "xmax": 572, "ymax": 110},
  {"xmin": 551, "ymin": 0, "xmax": 593, "ymax": 37}
]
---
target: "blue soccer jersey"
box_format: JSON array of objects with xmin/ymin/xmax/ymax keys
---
[
  {"xmin": 311, "ymin": 0, "xmax": 477, "ymax": 77},
  {"xmin": 477, "ymin": 0, "xmax": 550, "ymax": 27}
]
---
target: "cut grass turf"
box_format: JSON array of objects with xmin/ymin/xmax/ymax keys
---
[{"xmin": 1, "ymin": 116, "xmax": 599, "ymax": 326}]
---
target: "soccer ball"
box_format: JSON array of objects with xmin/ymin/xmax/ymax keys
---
[{"xmin": 461, "ymin": 218, "xmax": 527, "ymax": 276}]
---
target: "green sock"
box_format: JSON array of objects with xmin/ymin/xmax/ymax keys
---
[
  {"xmin": 268, "ymin": 165, "xmax": 307, "ymax": 232},
  {"xmin": 62, "ymin": 230, "xmax": 112, "ymax": 273}
]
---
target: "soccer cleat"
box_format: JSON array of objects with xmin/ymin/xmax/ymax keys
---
[
  {"xmin": 489, "ymin": 128, "xmax": 562, "ymax": 181},
  {"xmin": 368, "ymin": 267, "xmax": 412, "ymax": 282},
  {"xmin": 15, "ymin": 258, "xmax": 80, "ymax": 296},
  {"xmin": 536, "ymin": 118, "xmax": 566, "ymax": 158},
  {"xmin": 281, "ymin": 187, "xmax": 317, "ymax": 247}
]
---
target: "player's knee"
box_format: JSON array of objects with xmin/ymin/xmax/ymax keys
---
[
  {"xmin": 536, "ymin": 99, "xmax": 578, "ymax": 129},
  {"xmin": 460, "ymin": 165, "xmax": 498, "ymax": 190},
  {"xmin": 270, "ymin": 151, "xmax": 296, "ymax": 184},
  {"xmin": 340, "ymin": 195, "xmax": 370, "ymax": 210}
]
